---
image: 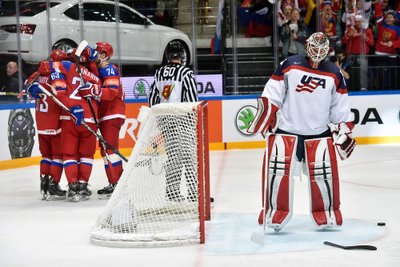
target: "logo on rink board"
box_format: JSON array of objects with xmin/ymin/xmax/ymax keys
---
[
  {"xmin": 133, "ymin": 79, "xmax": 151, "ymax": 99},
  {"xmin": 235, "ymin": 105, "xmax": 257, "ymax": 136}
]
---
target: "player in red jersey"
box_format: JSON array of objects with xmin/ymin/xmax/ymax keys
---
[
  {"xmin": 42, "ymin": 54, "xmax": 102, "ymax": 202},
  {"xmin": 26, "ymin": 50, "xmax": 68, "ymax": 200},
  {"xmin": 78, "ymin": 42, "xmax": 126, "ymax": 199}
]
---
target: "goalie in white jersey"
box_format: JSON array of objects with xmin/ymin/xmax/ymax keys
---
[
  {"xmin": 248, "ymin": 32, "xmax": 356, "ymax": 231},
  {"xmin": 148, "ymin": 41, "xmax": 199, "ymax": 202}
]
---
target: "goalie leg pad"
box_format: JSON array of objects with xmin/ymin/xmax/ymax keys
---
[
  {"xmin": 305, "ymin": 137, "xmax": 342, "ymax": 229},
  {"xmin": 263, "ymin": 134, "xmax": 298, "ymax": 231},
  {"xmin": 258, "ymin": 151, "xmax": 267, "ymax": 225}
]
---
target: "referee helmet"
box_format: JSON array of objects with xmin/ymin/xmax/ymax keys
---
[{"xmin": 166, "ymin": 41, "xmax": 184, "ymax": 62}]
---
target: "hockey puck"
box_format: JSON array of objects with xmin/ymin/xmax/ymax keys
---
[{"xmin": 377, "ymin": 222, "xmax": 386, "ymax": 226}]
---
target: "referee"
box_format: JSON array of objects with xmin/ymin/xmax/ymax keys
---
[
  {"xmin": 148, "ymin": 41, "xmax": 199, "ymax": 202},
  {"xmin": 148, "ymin": 41, "xmax": 198, "ymax": 106}
]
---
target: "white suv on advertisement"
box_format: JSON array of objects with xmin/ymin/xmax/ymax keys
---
[{"xmin": 0, "ymin": 0, "xmax": 193, "ymax": 66}]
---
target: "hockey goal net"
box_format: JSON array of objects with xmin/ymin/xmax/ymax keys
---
[{"xmin": 90, "ymin": 101, "xmax": 210, "ymax": 247}]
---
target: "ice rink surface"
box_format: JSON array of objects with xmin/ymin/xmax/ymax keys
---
[{"xmin": 0, "ymin": 144, "xmax": 399, "ymax": 267}]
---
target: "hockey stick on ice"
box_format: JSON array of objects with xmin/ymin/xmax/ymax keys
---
[
  {"xmin": 38, "ymin": 84, "xmax": 128, "ymax": 163},
  {"xmin": 323, "ymin": 241, "xmax": 377, "ymax": 250}
]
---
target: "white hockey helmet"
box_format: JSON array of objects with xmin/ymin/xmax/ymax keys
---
[{"xmin": 305, "ymin": 32, "xmax": 330, "ymax": 69}]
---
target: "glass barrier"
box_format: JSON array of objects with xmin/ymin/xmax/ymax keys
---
[{"xmin": 1, "ymin": 0, "xmax": 399, "ymax": 106}]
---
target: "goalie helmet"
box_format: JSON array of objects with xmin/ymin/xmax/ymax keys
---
[
  {"xmin": 95, "ymin": 42, "xmax": 113, "ymax": 59},
  {"xmin": 166, "ymin": 41, "xmax": 184, "ymax": 62},
  {"xmin": 50, "ymin": 49, "xmax": 68, "ymax": 62},
  {"xmin": 305, "ymin": 32, "xmax": 330, "ymax": 69}
]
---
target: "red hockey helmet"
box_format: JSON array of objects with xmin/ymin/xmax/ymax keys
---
[
  {"xmin": 95, "ymin": 42, "xmax": 113, "ymax": 59},
  {"xmin": 66, "ymin": 48, "xmax": 76, "ymax": 62},
  {"xmin": 50, "ymin": 49, "xmax": 68, "ymax": 62}
]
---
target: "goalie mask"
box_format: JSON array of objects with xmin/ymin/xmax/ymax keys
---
[
  {"xmin": 166, "ymin": 41, "xmax": 184, "ymax": 62},
  {"xmin": 305, "ymin": 32, "xmax": 330, "ymax": 69}
]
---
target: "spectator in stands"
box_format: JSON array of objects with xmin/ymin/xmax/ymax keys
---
[
  {"xmin": 198, "ymin": 0, "xmax": 210, "ymax": 24},
  {"xmin": 329, "ymin": 46, "xmax": 356, "ymax": 89},
  {"xmin": 333, "ymin": 47, "xmax": 352, "ymax": 81},
  {"xmin": 280, "ymin": 8, "xmax": 310, "ymax": 57},
  {"xmin": 341, "ymin": 14, "xmax": 375, "ymax": 90},
  {"xmin": 154, "ymin": 0, "xmax": 175, "ymax": 26},
  {"xmin": 320, "ymin": 1, "xmax": 339, "ymax": 47},
  {"xmin": 278, "ymin": 0, "xmax": 299, "ymax": 25},
  {"xmin": 278, "ymin": 4, "xmax": 294, "ymax": 26},
  {"xmin": 373, "ymin": 2, "xmax": 400, "ymax": 89},
  {"xmin": 342, "ymin": 14, "xmax": 375, "ymax": 55},
  {"xmin": 245, "ymin": 0, "xmax": 273, "ymax": 37},
  {"xmin": 342, "ymin": 0, "xmax": 357, "ymax": 31},
  {"xmin": 1, "ymin": 60, "xmax": 27, "ymax": 94}
]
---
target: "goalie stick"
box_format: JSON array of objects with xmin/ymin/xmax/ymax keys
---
[
  {"xmin": 38, "ymin": 83, "xmax": 128, "ymax": 163},
  {"xmin": 323, "ymin": 241, "xmax": 377, "ymax": 250}
]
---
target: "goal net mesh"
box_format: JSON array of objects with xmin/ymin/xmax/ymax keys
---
[{"xmin": 90, "ymin": 102, "xmax": 209, "ymax": 247}]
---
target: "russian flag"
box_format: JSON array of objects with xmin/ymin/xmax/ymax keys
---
[{"xmin": 212, "ymin": 0, "xmax": 225, "ymax": 54}]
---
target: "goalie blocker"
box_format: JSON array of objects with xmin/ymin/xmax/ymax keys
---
[{"xmin": 247, "ymin": 97, "xmax": 279, "ymax": 136}]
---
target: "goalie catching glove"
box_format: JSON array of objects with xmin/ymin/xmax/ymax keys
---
[
  {"xmin": 78, "ymin": 82, "xmax": 102, "ymax": 101},
  {"xmin": 328, "ymin": 122, "xmax": 356, "ymax": 160},
  {"xmin": 247, "ymin": 96, "xmax": 279, "ymax": 137}
]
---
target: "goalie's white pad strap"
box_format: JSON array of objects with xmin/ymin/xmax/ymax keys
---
[
  {"xmin": 263, "ymin": 133, "xmax": 297, "ymax": 230},
  {"xmin": 304, "ymin": 137, "xmax": 342, "ymax": 228},
  {"xmin": 248, "ymin": 97, "xmax": 279, "ymax": 136}
]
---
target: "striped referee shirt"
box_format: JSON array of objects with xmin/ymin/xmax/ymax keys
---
[{"xmin": 148, "ymin": 63, "xmax": 198, "ymax": 107}]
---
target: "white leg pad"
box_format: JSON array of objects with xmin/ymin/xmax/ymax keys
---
[
  {"xmin": 263, "ymin": 134, "xmax": 298, "ymax": 231},
  {"xmin": 304, "ymin": 137, "xmax": 342, "ymax": 229}
]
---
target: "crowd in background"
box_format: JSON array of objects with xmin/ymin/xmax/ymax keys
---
[
  {"xmin": 239, "ymin": 0, "xmax": 400, "ymax": 90},
  {"xmin": 1, "ymin": 0, "xmax": 400, "ymax": 96}
]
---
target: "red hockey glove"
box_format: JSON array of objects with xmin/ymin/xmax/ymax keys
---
[
  {"xmin": 82, "ymin": 46, "xmax": 98, "ymax": 62},
  {"xmin": 78, "ymin": 82, "xmax": 102, "ymax": 101},
  {"xmin": 328, "ymin": 122, "xmax": 356, "ymax": 160},
  {"xmin": 38, "ymin": 60, "xmax": 51, "ymax": 75}
]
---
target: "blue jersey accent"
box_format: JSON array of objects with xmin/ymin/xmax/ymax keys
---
[{"xmin": 98, "ymin": 64, "xmax": 119, "ymax": 79}]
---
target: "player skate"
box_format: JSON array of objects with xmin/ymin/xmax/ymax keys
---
[
  {"xmin": 67, "ymin": 182, "xmax": 82, "ymax": 202},
  {"xmin": 97, "ymin": 183, "xmax": 117, "ymax": 199},
  {"xmin": 78, "ymin": 182, "xmax": 92, "ymax": 201},
  {"xmin": 40, "ymin": 174, "xmax": 49, "ymax": 199},
  {"xmin": 43, "ymin": 177, "xmax": 66, "ymax": 201}
]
